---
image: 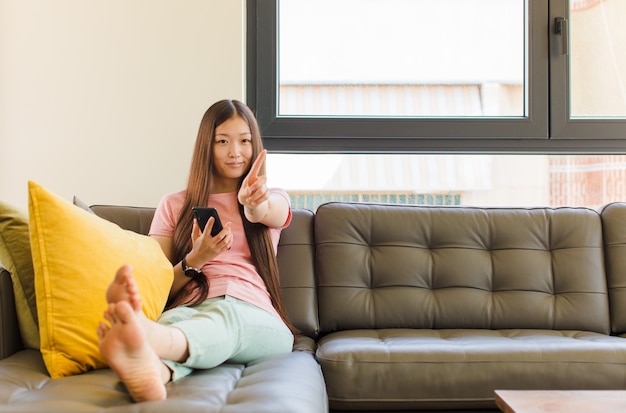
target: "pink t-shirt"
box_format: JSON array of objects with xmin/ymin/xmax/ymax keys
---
[{"xmin": 149, "ymin": 189, "xmax": 292, "ymax": 318}]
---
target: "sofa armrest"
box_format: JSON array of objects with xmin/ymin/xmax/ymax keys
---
[{"xmin": 0, "ymin": 267, "xmax": 23, "ymax": 359}]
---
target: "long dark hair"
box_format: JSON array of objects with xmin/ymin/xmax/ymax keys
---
[{"xmin": 168, "ymin": 99, "xmax": 296, "ymax": 333}]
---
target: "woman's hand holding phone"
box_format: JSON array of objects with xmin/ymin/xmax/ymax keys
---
[
  {"xmin": 186, "ymin": 207, "xmax": 232, "ymax": 268},
  {"xmin": 192, "ymin": 207, "xmax": 223, "ymax": 236}
]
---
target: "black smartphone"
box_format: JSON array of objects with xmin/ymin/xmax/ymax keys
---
[{"xmin": 192, "ymin": 207, "xmax": 223, "ymax": 236}]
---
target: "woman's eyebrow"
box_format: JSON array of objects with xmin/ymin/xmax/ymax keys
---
[{"xmin": 215, "ymin": 131, "xmax": 252, "ymax": 136}]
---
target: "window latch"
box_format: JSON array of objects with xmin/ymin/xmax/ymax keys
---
[{"xmin": 555, "ymin": 17, "xmax": 569, "ymax": 55}]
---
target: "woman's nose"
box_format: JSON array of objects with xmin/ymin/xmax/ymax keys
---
[{"xmin": 228, "ymin": 143, "xmax": 241, "ymax": 157}]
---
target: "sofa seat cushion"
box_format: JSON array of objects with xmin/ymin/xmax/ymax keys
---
[
  {"xmin": 317, "ymin": 328, "xmax": 626, "ymax": 411},
  {"xmin": 0, "ymin": 349, "xmax": 327, "ymax": 413}
]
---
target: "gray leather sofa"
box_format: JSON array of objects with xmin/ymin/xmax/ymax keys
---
[{"xmin": 3, "ymin": 201, "xmax": 626, "ymax": 411}]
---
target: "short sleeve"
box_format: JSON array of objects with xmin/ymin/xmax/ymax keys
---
[
  {"xmin": 148, "ymin": 190, "xmax": 186, "ymax": 237},
  {"xmin": 270, "ymin": 188, "xmax": 292, "ymax": 228}
]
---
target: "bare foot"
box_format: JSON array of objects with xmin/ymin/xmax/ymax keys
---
[
  {"xmin": 98, "ymin": 301, "xmax": 169, "ymax": 402},
  {"xmin": 106, "ymin": 265, "xmax": 141, "ymax": 312}
]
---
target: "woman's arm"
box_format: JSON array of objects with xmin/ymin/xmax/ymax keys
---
[
  {"xmin": 238, "ymin": 150, "xmax": 290, "ymax": 228},
  {"xmin": 151, "ymin": 217, "xmax": 233, "ymax": 301},
  {"xmin": 243, "ymin": 191, "xmax": 290, "ymax": 228}
]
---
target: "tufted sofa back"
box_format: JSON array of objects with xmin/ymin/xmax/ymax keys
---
[
  {"xmin": 315, "ymin": 202, "xmax": 610, "ymax": 335},
  {"xmin": 87, "ymin": 201, "xmax": 622, "ymax": 338},
  {"xmin": 88, "ymin": 205, "xmax": 320, "ymax": 338}
]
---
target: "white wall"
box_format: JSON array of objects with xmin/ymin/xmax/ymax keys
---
[{"xmin": 0, "ymin": 0, "xmax": 245, "ymax": 210}]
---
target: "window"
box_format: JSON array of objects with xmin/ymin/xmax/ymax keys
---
[
  {"xmin": 248, "ymin": 1, "xmax": 626, "ymax": 211},
  {"xmin": 550, "ymin": 0, "xmax": 626, "ymax": 138},
  {"xmin": 248, "ymin": 0, "xmax": 626, "ymax": 152},
  {"xmin": 278, "ymin": 0, "xmax": 526, "ymax": 119},
  {"xmin": 266, "ymin": 153, "xmax": 626, "ymax": 211}
]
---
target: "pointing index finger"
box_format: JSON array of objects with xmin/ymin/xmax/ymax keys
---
[{"xmin": 248, "ymin": 149, "xmax": 267, "ymax": 180}]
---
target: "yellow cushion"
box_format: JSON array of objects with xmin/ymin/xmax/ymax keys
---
[
  {"xmin": 0, "ymin": 201, "xmax": 39, "ymax": 349},
  {"xmin": 28, "ymin": 181, "xmax": 173, "ymax": 378}
]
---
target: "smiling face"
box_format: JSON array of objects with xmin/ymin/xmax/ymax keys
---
[{"xmin": 210, "ymin": 115, "xmax": 253, "ymax": 192}]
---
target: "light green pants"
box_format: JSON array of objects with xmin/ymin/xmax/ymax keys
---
[{"xmin": 157, "ymin": 295, "xmax": 294, "ymax": 381}]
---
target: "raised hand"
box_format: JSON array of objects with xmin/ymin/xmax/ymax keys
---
[{"xmin": 238, "ymin": 149, "xmax": 269, "ymax": 209}]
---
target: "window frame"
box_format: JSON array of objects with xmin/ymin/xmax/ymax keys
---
[{"xmin": 247, "ymin": 0, "xmax": 626, "ymax": 153}]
